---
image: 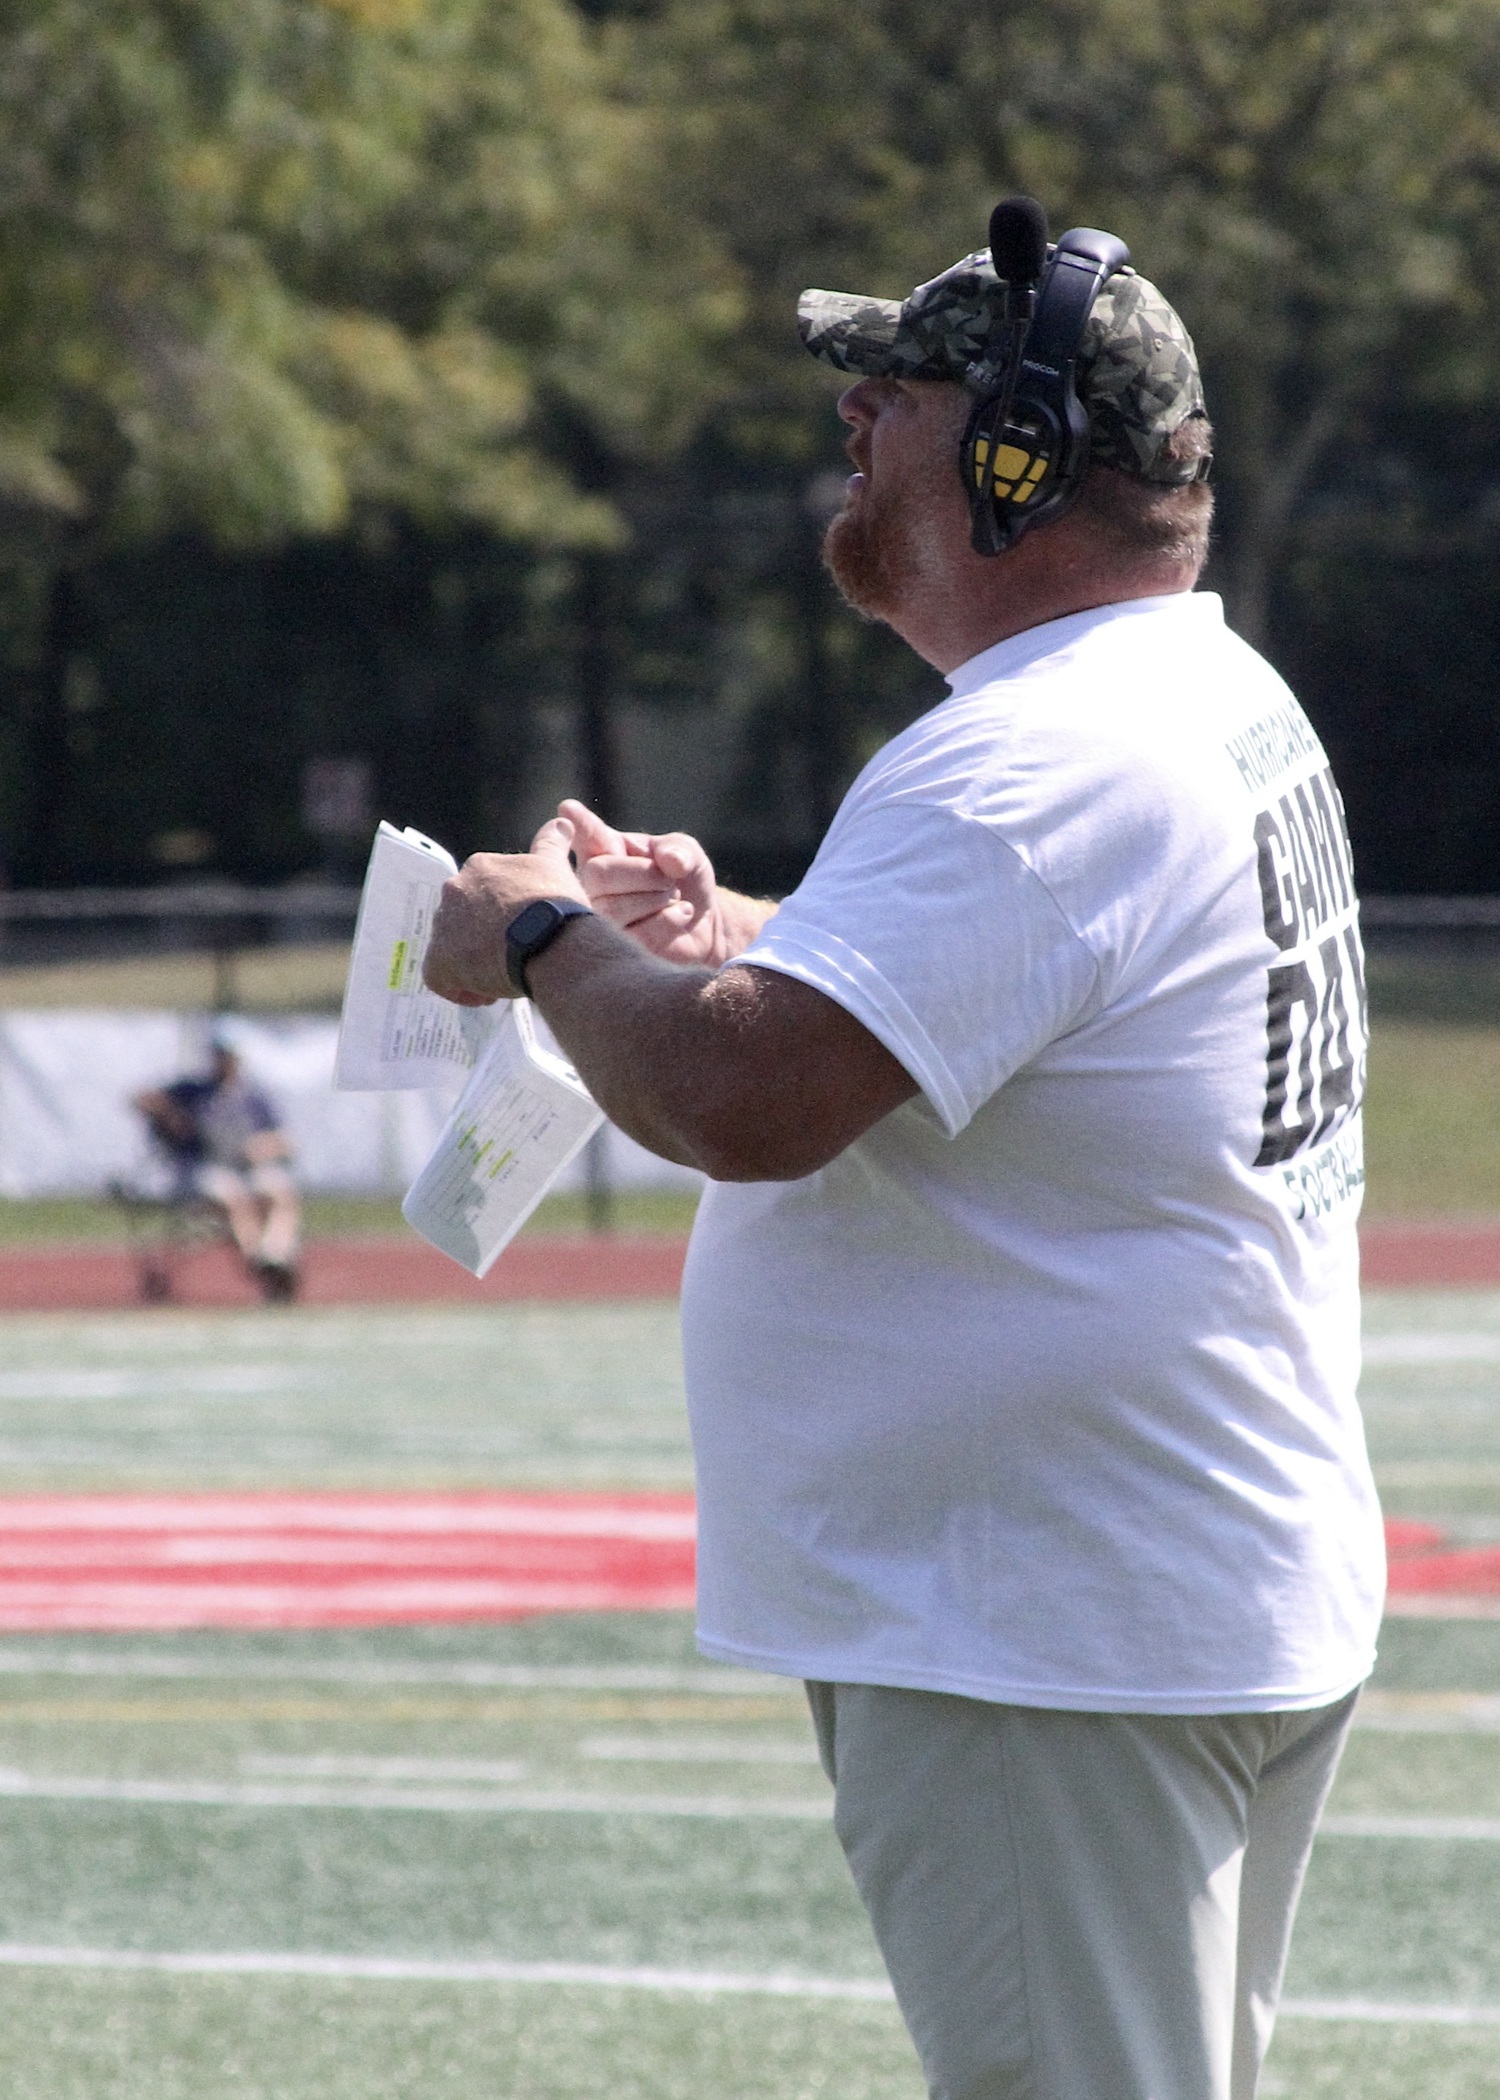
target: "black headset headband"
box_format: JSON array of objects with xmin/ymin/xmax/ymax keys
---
[{"xmin": 962, "ymin": 204, "xmax": 1130, "ymax": 557}]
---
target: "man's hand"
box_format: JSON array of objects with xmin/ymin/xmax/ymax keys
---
[
  {"xmin": 560, "ymin": 799, "xmax": 774, "ymax": 967},
  {"xmin": 423, "ymin": 816, "xmax": 589, "ymax": 1006}
]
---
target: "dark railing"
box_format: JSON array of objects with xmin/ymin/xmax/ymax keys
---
[
  {"xmin": 0, "ymin": 882, "xmax": 1497, "ymax": 966},
  {"xmin": 0, "ymin": 882, "xmax": 362, "ymax": 926},
  {"xmin": 0, "ymin": 883, "xmax": 363, "ymax": 1005}
]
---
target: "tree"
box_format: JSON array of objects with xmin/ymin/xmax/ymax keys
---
[
  {"xmin": 629, "ymin": 0, "xmax": 1500, "ymax": 649},
  {"xmin": 0, "ymin": 0, "xmax": 743, "ymax": 881},
  {"xmin": 0, "ymin": 0, "xmax": 737, "ymax": 554}
]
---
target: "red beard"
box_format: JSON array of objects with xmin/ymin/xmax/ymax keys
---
[{"xmin": 821, "ymin": 485, "xmax": 908, "ymax": 621}]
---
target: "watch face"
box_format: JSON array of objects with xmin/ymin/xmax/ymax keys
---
[
  {"xmin": 508, "ymin": 900, "xmax": 563, "ymax": 948},
  {"xmin": 506, "ymin": 898, "xmax": 588, "ymax": 994}
]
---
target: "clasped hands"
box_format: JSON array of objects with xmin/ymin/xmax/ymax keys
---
[{"xmin": 422, "ymin": 798, "xmax": 726, "ymax": 1007}]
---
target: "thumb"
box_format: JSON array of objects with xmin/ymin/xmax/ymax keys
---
[
  {"xmin": 557, "ymin": 798, "xmax": 629, "ymax": 861},
  {"xmin": 530, "ymin": 814, "xmax": 577, "ymax": 861}
]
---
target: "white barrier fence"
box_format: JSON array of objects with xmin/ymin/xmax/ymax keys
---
[{"xmin": 0, "ymin": 1012, "xmax": 702, "ymax": 1202}]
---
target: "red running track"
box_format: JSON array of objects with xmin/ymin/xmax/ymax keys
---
[
  {"xmin": 0, "ymin": 1493, "xmax": 697, "ymax": 1631},
  {"xmin": 0, "ymin": 1234, "xmax": 689, "ymax": 1311},
  {"xmin": 0, "ymin": 1498, "xmax": 1483, "ymax": 1631},
  {"xmin": 0, "ymin": 1220, "xmax": 1496, "ymax": 1311}
]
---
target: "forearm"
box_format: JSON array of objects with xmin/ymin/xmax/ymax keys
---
[
  {"xmin": 420, "ymin": 818, "xmax": 914, "ymax": 1178},
  {"xmin": 525, "ymin": 912, "xmax": 913, "ymax": 1181},
  {"xmin": 524, "ymin": 916, "xmax": 746, "ymax": 1173}
]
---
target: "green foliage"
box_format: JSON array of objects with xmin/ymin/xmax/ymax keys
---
[
  {"xmin": 0, "ymin": 0, "xmax": 738, "ymax": 554},
  {"xmin": 631, "ymin": 0, "xmax": 1500, "ymax": 642},
  {"xmin": 4, "ymin": 0, "xmax": 1500, "ymax": 888}
]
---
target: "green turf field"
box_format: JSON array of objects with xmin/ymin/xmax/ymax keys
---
[{"xmin": 0, "ymin": 1294, "xmax": 1494, "ymax": 2097}]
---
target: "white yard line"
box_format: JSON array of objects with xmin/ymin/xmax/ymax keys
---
[
  {"xmin": 1318, "ymin": 1813, "xmax": 1500, "ymax": 1840},
  {"xmin": 2, "ymin": 1772, "xmax": 1498, "ymax": 1836},
  {"xmin": 1361, "ymin": 1332, "xmax": 1500, "ymax": 1365},
  {"xmin": 1280, "ymin": 1998, "xmax": 1500, "ymax": 2026},
  {"xmin": 0, "ymin": 1945, "xmax": 1490, "ymax": 2023},
  {"xmin": 0, "ymin": 1772, "xmax": 833, "ymax": 1820},
  {"xmin": 0, "ymin": 1944, "xmax": 893, "ymax": 1999},
  {"xmin": 0, "ymin": 1653, "xmax": 789, "ymax": 1694}
]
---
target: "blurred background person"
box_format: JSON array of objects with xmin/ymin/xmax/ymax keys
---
[{"xmin": 132, "ymin": 1036, "xmax": 302, "ymax": 1302}]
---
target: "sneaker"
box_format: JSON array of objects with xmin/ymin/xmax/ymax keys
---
[{"xmin": 255, "ymin": 1259, "xmax": 300, "ymax": 1305}]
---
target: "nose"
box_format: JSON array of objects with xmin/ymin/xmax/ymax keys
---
[{"xmin": 836, "ymin": 377, "xmax": 891, "ymax": 428}]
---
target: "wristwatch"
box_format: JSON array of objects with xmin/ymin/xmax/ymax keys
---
[{"xmin": 505, "ymin": 897, "xmax": 594, "ymax": 996}]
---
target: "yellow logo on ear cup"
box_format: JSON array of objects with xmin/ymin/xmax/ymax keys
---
[
  {"xmin": 1012, "ymin": 454, "xmax": 1050, "ymax": 502},
  {"xmin": 973, "ymin": 432, "xmax": 1052, "ymax": 502}
]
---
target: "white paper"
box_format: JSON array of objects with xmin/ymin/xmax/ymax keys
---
[
  {"xmin": 401, "ymin": 1002, "xmax": 604, "ymax": 1276},
  {"xmin": 334, "ymin": 822, "xmax": 499, "ymax": 1091},
  {"xmin": 335, "ymin": 820, "xmax": 606, "ymax": 1274}
]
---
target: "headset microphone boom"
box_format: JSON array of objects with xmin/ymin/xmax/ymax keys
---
[{"xmin": 961, "ymin": 196, "xmax": 1131, "ymax": 557}]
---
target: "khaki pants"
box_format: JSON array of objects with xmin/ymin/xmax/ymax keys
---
[{"xmin": 805, "ymin": 1681, "xmax": 1356, "ymax": 2100}]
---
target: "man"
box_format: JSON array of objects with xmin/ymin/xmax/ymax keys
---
[
  {"xmin": 424, "ymin": 204, "xmax": 1383, "ymax": 2100},
  {"xmin": 133, "ymin": 1037, "xmax": 302, "ymax": 1301}
]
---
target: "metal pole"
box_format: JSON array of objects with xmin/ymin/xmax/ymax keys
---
[{"xmin": 577, "ymin": 554, "xmax": 618, "ymax": 1235}]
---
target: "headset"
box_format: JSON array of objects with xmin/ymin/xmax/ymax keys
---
[{"xmin": 960, "ymin": 197, "xmax": 1130, "ymax": 557}]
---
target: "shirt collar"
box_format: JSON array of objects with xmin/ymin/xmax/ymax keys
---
[{"xmin": 944, "ymin": 591, "xmax": 1223, "ymax": 700}]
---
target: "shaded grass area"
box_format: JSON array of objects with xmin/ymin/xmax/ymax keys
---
[
  {"xmin": 1364, "ymin": 1020, "xmax": 1500, "ymax": 1218},
  {"xmin": 0, "ymin": 1187, "xmax": 700, "ymax": 1247},
  {"xmin": 0, "ymin": 944, "xmax": 351, "ymax": 1015}
]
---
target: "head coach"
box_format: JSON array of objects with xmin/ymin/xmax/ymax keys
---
[{"xmin": 423, "ymin": 198, "xmax": 1384, "ymax": 2100}]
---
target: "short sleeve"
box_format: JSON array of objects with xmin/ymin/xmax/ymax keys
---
[{"xmin": 737, "ymin": 801, "xmax": 1100, "ymax": 1135}]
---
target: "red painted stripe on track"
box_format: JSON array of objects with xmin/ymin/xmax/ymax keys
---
[
  {"xmin": 0, "ymin": 1235, "xmax": 688, "ymax": 1311},
  {"xmin": 1386, "ymin": 1548, "xmax": 1500, "ymax": 1597},
  {"xmin": 0, "ymin": 1493, "xmax": 696, "ymax": 1630},
  {"xmin": 0, "ymin": 1499, "xmax": 1488, "ymax": 1630}
]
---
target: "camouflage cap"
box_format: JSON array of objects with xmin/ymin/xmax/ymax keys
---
[{"xmin": 798, "ymin": 247, "xmax": 1206, "ymax": 484}]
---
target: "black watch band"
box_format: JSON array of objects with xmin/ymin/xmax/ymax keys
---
[{"xmin": 505, "ymin": 898, "xmax": 594, "ymax": 997}]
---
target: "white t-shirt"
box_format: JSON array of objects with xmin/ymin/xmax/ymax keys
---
[{"xmin": 680, "ymin": 591, "xmax": 1385, "ymax": 1714}]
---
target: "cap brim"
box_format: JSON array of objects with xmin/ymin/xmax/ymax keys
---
[{"xmin": 797, "ymin": 289, "xmax": 906, "ymax": 375}]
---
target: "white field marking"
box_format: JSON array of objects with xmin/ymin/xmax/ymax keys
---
[
  {"xmin": 0, "ymin": 1368, "xmax": 311, "ymax": 1401},
  {"xmin": 0, "ymin": 1654, "xmax": 792, "ymax": 1696},
  {"xmin": 242, "ymin": 1756, "xmax": 531, "ymax": 1783},
  {"xmin": 7, "ymin": 1772, "xmax": 1496, "ymax": 1835},
  {"xmin": 0, "ymin": 1499, "xmax": 696, "ymax": 1540},
  {"xmin": 577, "ymin": 1734, "xmax": 821, "ymax": 1765},
  {"xmin": 0, "ymin": 1772, "xmax": 832, "ymax": 1820},
  {"xmin": 0, "ymin": 1579, "xmax": 699, "ymax": 1625},
  {"xmin": 1362, "ymin": 1332, "xmax": 1500, "ymax": 1366},
  {"xmin": 0, "ymin": 1946, "xmax": 1489, "ymax": 2022},
  {"xmin": 1280, "ymin": 1999, "xmax": 1500, "ymax": 2026},
  {"xmin": 1383, "ymin": 1596, "xmax": 1500, "ymax": 1621},
  {"xmin": 0, "ymin": 1945, "xmax": 895, "ymax": 1999},
  {"xmin": 1355, "ymin": 1691, "xmax": 1500, "ymax": 1732},
  {"xmin": 1318, "ymin": 1814, "xmax": 1500, "ymax": 1840}
]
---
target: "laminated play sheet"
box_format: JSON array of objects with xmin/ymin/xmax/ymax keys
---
[
  {"xmin": 334, "ymin": 822, "xmax": 499, "ymax": 1091},
  {"xmin": 336, "ymin": 822, "xmax": 603, "ymax": 1274},
  {"xmin": 400, "ymin": 999, "xmax": 602, "ymax": 1276}
]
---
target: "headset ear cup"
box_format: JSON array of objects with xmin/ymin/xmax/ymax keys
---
[
  {"xmin": 961, "ymin": 394, "xmax": 1009, "ymax": 556},
  {"xmin": 960, "ymin": 392, "xmax": 1062, "ymax": 557}
]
